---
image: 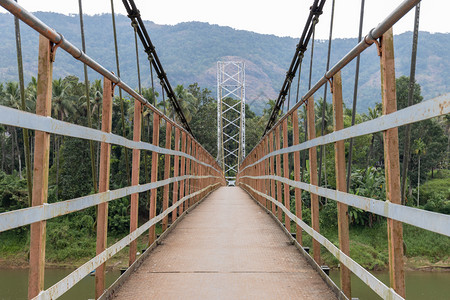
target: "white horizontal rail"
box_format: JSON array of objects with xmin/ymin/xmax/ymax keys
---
[
  {"xmin": 0, "ymin": 105, "xmax": 221, "ymax": 175},
  {"xmin": 34, "ymin": 182, "xmax": 221, "ymax": 300},
  {"xmin": 0, "ymin": 175, "xmax": 220, "ymax": 232},
  {"xmin": 241, "ymin": 183, "xmax": 403, "ymax": 300},
  {"xmin": 241, "ymin": 94, "xmax": 449, "ymax": 173},
  {"xmin": 240, "ymin": 175, "xmax": 450, "ymax": 237}
]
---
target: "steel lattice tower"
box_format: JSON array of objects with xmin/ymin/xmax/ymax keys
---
[{"xmin": 217, "ymin": 61, "xmax": 245, "ymax": 183}]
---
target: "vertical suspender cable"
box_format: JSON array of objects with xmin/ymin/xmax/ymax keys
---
[
  {"xmin": 132, "ymin": 20, "xmax": 151, "ymax": 206},
  {"xmin": 400, "ymin": 3, "xmax": 420, "ymax": 204},
  {"xmin": 302, "ymin": 17, "xmax": 318, "ymax": 182},
  {"xmin": 346, "ymin": 0, "xmax": 365, "ymax": 192},
  {"xmin": 13, "ymin": 0, "xmax": 32, "ymax": 205},
  {"xmin": 78, "ymin": 0, "xmax": 98, "ymax": 193},
  {"xmin": 111, "ymin": 0, "xmax": 131, "ymax": 185},
  {"xmin": 133, "ymin": 20, "xmax": 142, "ymax": 94},
  {"xmin": 318, "ymin": 0, "xmax": 335, "ymax": 191},
  {"xmin": 307, "ymin": 22, "xmax": 316, "ymax": 91}
]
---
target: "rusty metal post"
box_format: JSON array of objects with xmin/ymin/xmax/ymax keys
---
[
  {"xmin": 275, "ymin": 126, "xmax": 282, "ymax": 222},
  {"xmin": 258, "ymin": 145, "xmax": 263, "ymax": 205},
  {"xmin": 307, "ymin": 96, "xmax": 321, "ymax": 265},
  {"xmin": 28, "ymin": 35, "xmax": 53, "ymax": 299},
  {"xmin": 95, "ymin": 77, "xmax": 113, "ymax": 299},
  {"xmin": 129, "ymin": 99, "xmax": 142, "ymax": 266},
  {"xmin": 264, "ymin": 137, "xmax": 269, "ymax": 208},
  {"xmin": 185, "ymin": 137, "xmax": 192, "ymax": 207},
  {"xmin": 269, "ymin": 132, "xmax": 275, "ymax": 215},
  {"xmin": 292, "ymin": 109, "xmax": 302, "ymax": 245},
  {"xmin": 194, "ymin": 143, "xmax": 200, "ymax": 202},
  {"xmin": 332, "ymin": 71, "xmax": 351, "ymax": 298},
  {"xmin": 172, "ymin": 128, "xmax": 180, "ymax": 223},
  {"xmin": 179, "ymin": 132, "xmax": 186, "ymax": 214},
  {"xmin": 162, "ymin": 123, "xmax": 172, "ymax": 231},
  {"xmin": 283, "ymin": 118, "xmax": 290, "ymax": 230},
  {"xmin": 380, "ymin": 28, "xmax": 405, "ymax": 298},
  {"xmin": 149, "ymin": 114, "xmax": 160, "ymax": 245}
]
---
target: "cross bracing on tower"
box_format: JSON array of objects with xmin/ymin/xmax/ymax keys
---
[{"xmin": 217, "ymin": 61, "xmax": 246, "ymax": 183}]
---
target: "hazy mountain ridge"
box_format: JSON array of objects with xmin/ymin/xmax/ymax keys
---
[{"xmin": 0, "ymin": 12, "xmax": 448, "ymax": 114}]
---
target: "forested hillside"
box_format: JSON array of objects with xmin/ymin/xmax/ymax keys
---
[{"xmin": 0, "ymin": 12, "xmax": 449, "ymax": 114}]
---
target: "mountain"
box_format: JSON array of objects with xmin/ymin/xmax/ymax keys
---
[{"xmin": 0, "ymin": 12, "xmax": 449, "ymax": 114}]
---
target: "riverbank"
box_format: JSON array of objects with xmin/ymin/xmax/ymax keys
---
[{"xmin": 1, "ymin": 222, "xmax": 448, "ymax": 272}]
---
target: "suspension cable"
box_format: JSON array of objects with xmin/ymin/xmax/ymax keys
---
[
  {"xmin": 345, "ymin": 0, "xmax": 365, "ymax": 192},
  {"xmin": 318, "ymin": 0, "xmax": 336, "ymax": 191},
  {"xmin": 295, "ymin": 53, "xmax": 303, "ymax": 104},
  {"xmin": 400, "ymin": 2, "xmax": 421, "ymax": 204},
  {"xmin": 78, "ymin": 0, "xmax": 98, "ymax": 193},
  {"xmin": 263, "ymin": 0, "xmax": 326, "ymax": 135},
  {"xmin": 122, "ymin": 0, "xmax": 193, "ymax": 136},
  {"xmin": 111, "ymin": 0, "xmax": 131, "ymax": 185}
]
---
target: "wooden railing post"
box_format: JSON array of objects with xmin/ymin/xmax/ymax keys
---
[
  {"xmin": 307, "ymin": 96, "xmax": 321, "ymax": 265},
  {"xmin": 28, "ymin": 35, "xmax": 53, "ymax": 299},
  {"xmin": 269, "ymin": 132, "xmax": 275, "ymax": 215},
  {"xmin": 95, "ymin": 77, "xmax": 113, "ymax": 299},
  {"xmin": 380, "ymin": 28, "xmax": 405, "ymax": 298},
  {"xmin": 162, "ymin": 123, "xmax": 172, "ymax": 231},
  {"xmin": 292, "ymin": 109, "xmax": 302, "ymax": 245},
  {"xmin": 276, "ymin": 126, "xmax": 282, "ymax": 222},
  {"xmin": 283, "ymin": 118, "xmax": 290, "ymax": 230},
  {"xmin": 179, "ymin": 132, "xmax": 186, "ymax": 214},
  {"xmin": 172, "ymin": 128, "xmax": 180, "ymax": 223},
  {"xmin": 332, "ymin": 71, "xmax": 351, "ymax": 298},
  {"xmin": 129, "ymin": 99, "xmax": 142, "ymax": 266},
  {"xmin": 149, "ymin": 114, "xmax": 160, "ymax": 245}
]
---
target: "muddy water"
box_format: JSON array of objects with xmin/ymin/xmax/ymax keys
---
[
  {"xmin": 0, "ymin": 268, "xmax": 120, "ymax": 299},
  {"xmin": 329, "ymin": 269, "xmax": 450, "ymax": 299}
]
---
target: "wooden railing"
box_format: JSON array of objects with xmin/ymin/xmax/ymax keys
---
[
  {"xmin": 0, "ymin": 2, "xmax": 225, "ymax": 299},
  {"xmin": 237, "ymin": 2, "xmax": 449, "ymax": 300}
]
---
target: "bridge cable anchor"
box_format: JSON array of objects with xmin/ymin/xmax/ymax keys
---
[
  {"xmin": 327, "ymin": 77, "xmax": 333, "ymax": 94},
  {"xmin": 50, "ymin": 32, "xmax": 64, "ymax": 62},
  {"xmin": 111, "ymin": 72, "xmax": 121, "ymax": 97}
]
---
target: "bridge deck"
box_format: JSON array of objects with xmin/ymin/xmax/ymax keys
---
[{"xmin": 111, "ymin": 187, "xmax": 337, "ymax": 299}]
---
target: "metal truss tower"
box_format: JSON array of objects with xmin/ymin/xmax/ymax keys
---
[{"xmin": 217, "ymin": 61, "xmax": 246, "ymax": 183}]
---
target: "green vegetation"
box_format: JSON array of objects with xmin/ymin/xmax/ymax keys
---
[{"xmin": 0, "ymin": 68, "xmax": 448, "ymax": 271}]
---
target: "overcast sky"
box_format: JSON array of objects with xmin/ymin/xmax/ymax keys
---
[{"xmin": 1, "ymin": 0, "xmax": 449, "ymax": 39}]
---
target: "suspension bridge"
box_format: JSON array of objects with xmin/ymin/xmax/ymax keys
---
[{"xmin": 0, "ymin": 0, "xmax": 449, "ymax": 299}]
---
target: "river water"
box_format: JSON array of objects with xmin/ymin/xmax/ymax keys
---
[
  {"xmin": 0, "ymin": 268, "xmax": 120, "ymax": 299},
  {"xmin": 0, "ymin": 268, "xmax": 448, "ymax": 299},
  {"xmin": 329, "ymin": 269, "xmax": 450, "ymax": 299}
]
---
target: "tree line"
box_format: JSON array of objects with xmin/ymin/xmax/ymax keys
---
[{"xmin": 0, "ymin": 75, "xmax": 448, "ymax": 236}]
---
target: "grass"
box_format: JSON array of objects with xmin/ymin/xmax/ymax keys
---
[
  {"xmin": 0, "ymin": 218, "xmax": 164, "ymax": 269},
  {"xmin": 292, "ymin": 221, "xmax": 450, "ymax": 270}
]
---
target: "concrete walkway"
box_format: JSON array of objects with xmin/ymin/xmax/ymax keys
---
[{"xmin": 111, "ymin": 187, "xmax": 337, "ymax": 299}]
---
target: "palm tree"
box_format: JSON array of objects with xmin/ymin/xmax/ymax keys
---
[
  {"xmin": 363, "ymin": 103, "xmax": 382, "ymax": 169},
  {"xmin": 414, "ymin": 138, "xmax": 426, "ymax": 206},
  {"xmin": 315, "ymin": 98, "xmax": 333, "ymax": 136},
  {"xmin": 3, "ymin": 82, "xmax": 23, "ymax": 178},
  {"xmin": 175, "ymin": 85, "xmax": 199, "ymax": 123},
  {"xmin": 52, "ymin": 78, "xmax": 75, "ymax": 199}
]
